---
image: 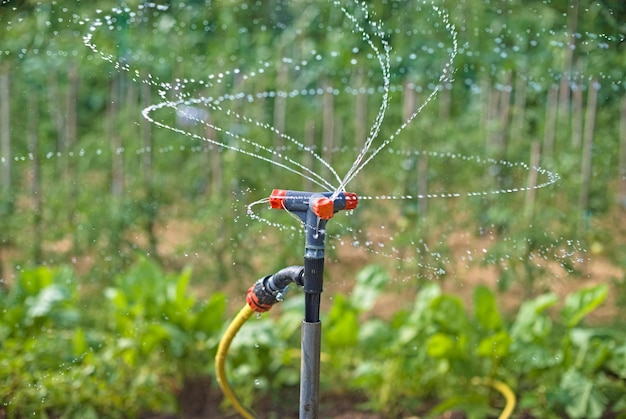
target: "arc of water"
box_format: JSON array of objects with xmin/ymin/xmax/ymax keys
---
[
  {"xmin": 143, "ymin": 99, "xmax": 337, "ymax": 191},
  {"xmin": 337, "ymin": 4, "xmax": 459, "ymax": 191},
  {"xmin": 331, "ymin": 0, "xmax": 392, "ymax": 198}
]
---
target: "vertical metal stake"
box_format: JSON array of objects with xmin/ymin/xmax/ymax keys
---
[{"xmin": 300, "ymin": 320, "xmax": 321, "ymax": 419}]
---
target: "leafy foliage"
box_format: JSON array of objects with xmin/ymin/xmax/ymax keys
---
[{"xmin": 0, "ymin": 261, "xmax": 226, "ymax": 418}]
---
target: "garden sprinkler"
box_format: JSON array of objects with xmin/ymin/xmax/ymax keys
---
[
  {"xmin": 269, "ymin": 189, "xmax": 358, "ymax": 418},
  {"xmin": 215, "ymin": 189, "xmax": 357, "ymax": 419}
]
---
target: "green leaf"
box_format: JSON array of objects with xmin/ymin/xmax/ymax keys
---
[
  {"xmin": 73, "ymin": 328, "xmax": 88, "ymax": 358},
  {"xmin": 430, "ymin": 294, "xmax": 467, "ymax": 334},
  {"xmin": 606, "ymin": 344, "xmax": 626, "ymax": 379},
  {"xmin": 350, "ymin": 264, "xmax": 389, "ymax": 312},
  {"xmin": 20, "ymin": 266, "xmax": 54, "ymax": 296},
  {"xmin": 560, "ymin": 368, "xmax": 608, "ymax": 419},
  {"xmin": 473, "ymin": 285, "xmax": 502, "ymax": 332},
  {"xmin": 325, "ymin": 294, "xmax": 359, "ymax": 348},
  {"xmin": 561, "ymin": 284, "xmax": 608, "ymax": 328},
  {"xmin": 510, "ymin": 292, "xmax": 559, "ymax": 342},
  {"xmin": 195, "ymin": 293, "xmax": 227, "ymax": 336},
  {"xmin": 426, "ymin": 333, "xmax": 456, "ymax": 358},
  {"xmin": 476, "ymin": 330, "xmax": 511, "ymax": 359}
]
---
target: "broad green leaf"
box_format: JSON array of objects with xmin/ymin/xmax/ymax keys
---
[
  {"xmin": 426, "ymin": 333, "xmax": 455, "ymax": 358},
  {"xmin": 561, "ymin": 284, "xmax": 608, "ymax": 328},
  {"xmin": 560, "ymin": 368, "xmax": 608, "ymax": 419},
  {"xmin": 606, "ymin": 344, "xmax": 626, "ymax": 379},
  {"xmin": 477, "ymin": 331, "xmax": 511, "ymax": 359},
  {"xmin": 73, "ymin": 328, "xmax": 88, "ymax": 358},
  {"xmin": 195, "ymin": 293, "xmax": 227, "ymax": 335},
  {"xmin": 325, "ymin": 294, "xmax": 359, "ymax": 348},
  {"xmin": 473, "ymin": 285, "xmax": 502, "ymax": 332},
  {"xmin": 430, "ymin": 294, "xmax": 467, "ymax": 334},
  {"xmin": 510, "ymin": 293, "xmax": 559, "ymax": 342},
  {"xmin": 20, "ymin": 266, "xmax": 54, "ymax": 296},
  {"xmin": 172, "ymin": 267, "xmax": 193, "ymax": 309},
  {"xmin": 350, "ymin": 264, "xmax": 389, "ymax": 312},
  {"xmin": 426, "ymin": 333, "xmax": 467, "ymax": 359}
]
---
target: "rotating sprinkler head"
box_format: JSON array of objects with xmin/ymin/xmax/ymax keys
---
[
  {"xmin": 269, "ymin": 189, "xmax": 358, "ymax": 221},
  {"xmin": 268, "ymin": 189, "xmax": 359, "ymax": 322}
]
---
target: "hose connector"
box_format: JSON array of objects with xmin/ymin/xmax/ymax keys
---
[{"xmin": 246, "ymin": 266, "xmax": 305, "ymax": 312}]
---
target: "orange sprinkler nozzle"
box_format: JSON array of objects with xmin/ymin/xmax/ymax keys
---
[
  {"xmin": 343, "ymin": 192, "xmax": 358, "ymax": 210},
  {"xmin": 269, "ymin": 189, "xmax": 287, "ymax": 209},
  {"xmin": 313, "ymin": 197, "xmax": 335, "ymax": 220}
]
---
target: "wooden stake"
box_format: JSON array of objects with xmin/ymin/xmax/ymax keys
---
[
  {"xmin": 141, "ymin": 82, "xmax": 153, "ymax": 188},
  {"xmin": 28, "ymin": 87, "xmax": 43, "ymax": 264},
  {"xmin": 571, "ymin": 76, "xmax": 583, "ymax": 148},
  {"xmin": 304, "ymin": 118, "xmax": 315, "ymax": 191},
  {"xmin": 511, "ymin": 74, "xmax": 527, "ymax": 137},
  {"xmin": 543, "ymin": 84, "xmax": 559, "ymax": 159},
  {"xmin": 322, "ymin": 80, "xmax": 334, "ymax": 164},
  {"xmin": 618, "ymin": 96, "xmax": 626, "ymax": 210},
  {"xmin": 417, "ymin": 153, "xmax": 428, "ymax": 218},
  {"xmin": 273, "ymin": 62, "xmax": 287, "ymax": 152},
  {"xmin": 524, "ymin": 142, "xmax": 541, "ymax": 220},
  {"xmin": 579, "ymin": 80, "xmax": 599, "ymax": 220},
  {"xmin": 109, "ymin": 75, "xmax": 124, "ymax": 198},
  {"xmin": 494, "ymin": 75, "xmax": 512, "ymax": 160},
  {"xmin": 355, "ymin": 71, "xmax": 367, "ymax": 148},
  {"xmin": 0, "ymin": 64, "xmax": 9, "ymax": 195}
]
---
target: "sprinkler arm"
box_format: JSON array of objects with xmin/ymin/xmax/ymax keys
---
[{"xmin": 269, "ymin": 189, "xmax": 358, "ymax": 221}]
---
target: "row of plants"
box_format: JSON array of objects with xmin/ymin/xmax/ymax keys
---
[
  {"xmin": 2, "ymin": 261, "xmax": 625, "ymax": 418},
  {"xmin": 1, "ymin": 0, "xmax": 625, "ymax": 293}
]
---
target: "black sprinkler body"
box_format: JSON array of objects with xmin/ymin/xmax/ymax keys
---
[{"xmin": 269, "ymin": 189, "xmax": 358, "ymax": 418}]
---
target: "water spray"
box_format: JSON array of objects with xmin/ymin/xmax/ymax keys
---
[{"xmin": 216, "ymin": 189, "xmax": 358, "ymax": 418}]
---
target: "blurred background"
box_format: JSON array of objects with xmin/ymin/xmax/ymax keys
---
[{"xmin": 1, "ymin": 1, "xmax": 625, "ymax": 418}]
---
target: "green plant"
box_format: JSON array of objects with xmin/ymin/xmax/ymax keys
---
[
  {"xmin": 0, "ymin": 260, "xmax": 228, "ymax": 418},
  {"xmin": 321, "ymin": 264, "xmax": 626, "ymax": 418}
]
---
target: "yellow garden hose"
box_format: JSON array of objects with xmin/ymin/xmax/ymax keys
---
[
  {"xmin": 215, "ymin": 304, "xmax": 257, "ymax": 419},
  {"xmin": 472, "ymin": 377, "xmax": 516, "ymax": 419}
]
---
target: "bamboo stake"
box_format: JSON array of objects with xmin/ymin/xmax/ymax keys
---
[
  {"xmin": 543, "ymin": 84, "xmax": 559, "ymax": 159},
  {"xmin": 579, "ymin": 80, "xmax": 599, "ymax": 223},
  {"xmin": 494, "ymin": 75, "xmax": 512, "ymax": 160},
  {"xmin": 511, "ymin": 74, "xmax": 527, "ymax": 137},
  {"xmin": 571, "ymin": 76, "xmax": 583, "ymax": 148},
  {"xmin": 273, "ymin": 62, "xmax": 287, "ymax": 153},
  {"xmin": 524, "ymin": 142, "xmax": 541, "ymax": 220},
  {"xmin": 304, "ymin": 118, "xmax": 315, "ymax": 191},
  {"xmin": 109, "ymin": 75, "xmax": 124, "ymax": 198},
  {"xmin": 355, "ymin": 71, "xmax": 367, "ymax": 148},
  {"xmin": 438, "ymin": 83, "xmax": 451, "ymax": 120},
  {"xmin": 322, "ymin": 80, "xmax": 334, "ymax": 165},
  {"xmin": 417, "ymin": 153, "xmax": 428, "ymax": 219},
  {"xmin": 0, "ymin": 64, "xmax": 10, "ymax": 284},
  {"xmin": 47, "ymin": 70, "xmax": 66, "ymax": 162},
  {"xmin": 66, "ymin": 63, "xmax": 79, "ymax": 246},
  {"xmin": 28, "ymin": 87, "xmax": 43, "ymax": 264},
  {"xmin": 141, "ymin": 82, "xmax": 153, "ymax": 188},
  {"xmin": 0, "ymin": 64, "xmax": 9, "ymax": 195},
  {"xmin": 205, "ymin": 114, "xmax": 222, "ymax": 194},
  {"xmin": 403, "ymin": 78, "xmax": 415, "ymax": 122},
  {"xmin": 557, "ymin": 0, "xmax": 578, "ymax": 122},
  {"xmin": 619, "ymin": 96, "xmax": 626, "ymax": 210}
]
